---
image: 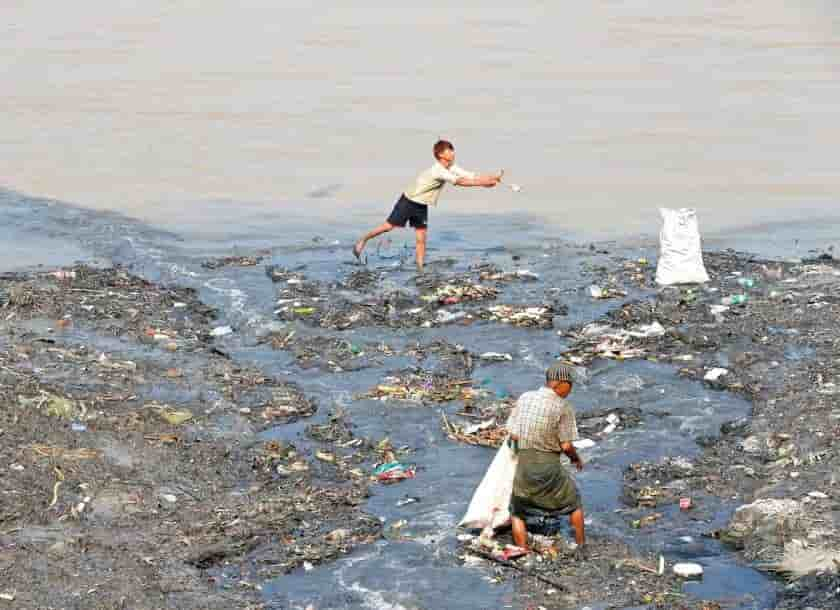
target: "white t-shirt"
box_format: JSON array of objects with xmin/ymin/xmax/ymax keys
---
[{"xmin": 403, "ymin": 162, "xmax": 476, "ymax": 206}]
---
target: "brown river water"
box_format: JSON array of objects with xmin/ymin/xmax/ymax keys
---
[{"xmin": 2, "ymin": 1, "xmax": 839, "ymax": 240}]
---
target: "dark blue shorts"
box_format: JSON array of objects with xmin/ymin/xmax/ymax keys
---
[{"xmin": 387, "ymin": 194, "xmax": 428, "ymax": 229}]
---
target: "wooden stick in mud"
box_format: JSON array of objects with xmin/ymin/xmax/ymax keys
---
[
  {"xmin": 48, "ymin": 467, "xmax": 64, "ymax": 509},
  {"xmin": 440, "ymin": 412, "xmax": 455, "ymax": 434},
  {"xmin": 467, "ymin": 548, "xmax": 567, "ymax": 591},
  {"xmin": 619, "ymin": 559, "xmax": 659, "ymax": 575}
]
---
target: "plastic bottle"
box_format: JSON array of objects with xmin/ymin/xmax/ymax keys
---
[{"xmin": 721, "ymin": 294, "xmax": 748, "ymax": 306}]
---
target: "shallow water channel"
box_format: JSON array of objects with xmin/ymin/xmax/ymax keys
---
[{"xmin": 3, "ymin": 190, "xmax": 779, "ymax": 609}]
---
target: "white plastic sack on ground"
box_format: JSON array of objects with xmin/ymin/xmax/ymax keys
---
[
  {"xmin": 458, "ymin": 441, "xmax": 518, "ymax": 530},
  {"xmin": 655, "ymin": 207, "xmax": 710, "ymax": 285}
]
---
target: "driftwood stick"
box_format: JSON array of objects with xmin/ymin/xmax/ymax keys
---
[{"xmin": 467, "ymin": 548, "xmax": 567, "ymax": 591}]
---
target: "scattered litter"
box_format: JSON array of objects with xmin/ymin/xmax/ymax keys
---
[
  {"xmin": 436, "ymin": 310, "xmax": 469, "ymax": 325},
  {"xmin": 632, "ymin": 321, "xmax": 665, "ymax": 338},
  {"xmin": 160, "ymin": 494, "xmax": 177, "ymax": 504},
  {"xmin": 679, "ymin": 497, "xmax": 692, "ymax": 510},
  {"xmin": 589, "ymin": 285, "xmax": 626, "ymax": 300},
  {"xmin": 481, "ymin": 305, "xmax": 556, "ymax": 328},
  {"xmin": 202, "ymin": 255, "xmax": 264, "ymax": 270},
  {"xmin": 721, "ymin": 294, "xmax": 748, "ymax": 306},
  {"xmin": 480, "ymin": 352, "xmax": 513, "ymax": 362},
  {"xmin": 704, "ymin": 368, "xmax": 728, "ymax": 382},
  {"xmin": 396, "ymin": 496, "xmax": 421, "ymax": 507},
  {"xmin": 363, "ymin": 372, "xmax": 483, "ymax": 404},
  {"xmin": 434, "ymin": 283, "xmax": 498, "ymax": 305},
  {"xmin": 631, "ymin": 513, "xmax": 663, "ymax": 528},
  {"xmin": 210, "ymin": 325, "xmax": 233, "ymax": 337},
  {"xmin": 672, "ymin": 562, "xmax": 703, "ymax": 578},
  {"xmin": 51, "ymin": 270, "xmax": 77, "ymax": 280},
  {"xmin": 158, "ymin": 408, "xmax": 194, "ymax": 425},
  {"xmin": 807, "ymin": 491, "xmax": 829, "ymax": 499},
  {"xmin": 479, "ymin": 269, "xmax": 539, "ymax": 282},
  {"xmin": 44, "ymin": 394, "xmax": 80, "ymax": 420},
  {"xmin": 573, "ymin": 439, "xmax": 596, "ymax": 450},
  {"xmin": 326, "ymin": 528, "xmax": 350, "ymax": 543},
  {"xmin": 316, "ymin": 451, "xmax": 337, "ymax": 464},
  {"xmin": 464, "ymin": 419, "xmax": 496, "ymax": 435},
  {"xmin": 373, "ymin": 462, "xmax": 416, "ymax": 484}
]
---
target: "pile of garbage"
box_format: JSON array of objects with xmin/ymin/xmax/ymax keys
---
[
  {"xmin": 222, "ymin": 372, "xmax": 317, "ymax": 423},
  {"xmin": 201, "ymin": 254, "xmax": 266, "ymax": 270},
  {"xmin": 561, "ymin": 320, "xmax": 666, "ymax": 364},
  {"xmin": 479, "ymin": 304, "xmax": 557, "ymax": 328},
  {"xmin": 406, "ymin": 339, "xmax": 475, "ymax": 379},
  {"xmin": 431, "ymin": 282, "xmax": 498, "ymax": 305},
  {"xmin": 622, "ymin": 456, "xmax": 697, "ymax": 509},
  {"xmin": 272, "ymin": 333, "xmax": 389, "ymax": 372},
  {"xmin": 360, "ymin": 370, "xmax": 486, "ymax": 405},
  {"xmin": 587, "ymin": 283, "xmax": 628, "ymax": 300},
  {"xmin": 577, "ymin": 406, "xmax": 642, "ymax": 438},
  {"xmin": 442, "ymin": 411, "xmax": 511, "ymax": 448},
  {"xmin": 477, "ymin": 266, "xmax": 540, "ymax": 283},
  {"xmin": 1, "ymin": 266, "xmax": 217, "ymax": 349},
  {"xmin": 337, "ymin": 269, "xmax": 382, "ymax": 291}
]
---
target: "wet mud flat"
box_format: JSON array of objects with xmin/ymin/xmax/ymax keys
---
[
  {"xmin": 1, "ymin": 244, "xmax": 839, "ymax": 609},
  {"xmin": 0, "ymin": 267, "xmax": 380, "ymax": 609}
]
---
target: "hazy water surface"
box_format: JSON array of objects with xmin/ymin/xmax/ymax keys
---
[{"xmin": 2, "ymin": 1, "xmax": 840, "ymax": 238}]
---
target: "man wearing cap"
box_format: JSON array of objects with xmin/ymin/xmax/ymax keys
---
[{"xmin": 506, "ymin": 363, "xmax": 586, "ymax": 555}]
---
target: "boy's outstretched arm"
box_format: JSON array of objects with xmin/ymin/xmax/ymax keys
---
[{"xmin": 454, "ymin": 169, "xmax": 504, "ymax": 188}]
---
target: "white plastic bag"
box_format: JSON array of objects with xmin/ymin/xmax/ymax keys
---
[
  {"xmin": 655, "ymin": 207, "xmax": 709, "ymax": 285},
  {"xmin": 459, "ymin": 441, "xmax": 518, "ymax": 530}
]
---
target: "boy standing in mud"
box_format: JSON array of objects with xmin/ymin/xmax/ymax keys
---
[
  {"xmin": 506, "ymin": 363, "xmax": 587, "ymax": 557},
  {"xmin": 353, "ymin": 140, "xmax": 503, "ymax": 272}
]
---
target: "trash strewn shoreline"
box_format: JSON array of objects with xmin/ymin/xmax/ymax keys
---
[{"xmin": 2, "ymin": 245, "xmax": 839, "ymax": 608}]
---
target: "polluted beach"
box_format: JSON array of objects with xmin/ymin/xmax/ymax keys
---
[
  {"xmin": 4, "ymin": 3, "xmax": 840, "ymax": 609},
  {"xmin": 2, "ymin": 192, "xmax": 840, "ymax": 610}
]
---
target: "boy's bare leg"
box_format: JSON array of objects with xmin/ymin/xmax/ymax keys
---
[
  {"xmin": 354, "ymin": 222, "xmax": 394, "ymax": 258},
  {"xmin": 415, "ymin": 227, "xmax": 427, "ymax": 272},
  {"xmin": 569, "ymin": 508, "xmax": 585, "ymax": 546},
  {"xmin": 511, "ymin": 516, "xmax": 530, "ymax": 551}
]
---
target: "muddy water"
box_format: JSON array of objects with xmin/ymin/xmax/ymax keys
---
[
  {"xmin": 2, "ymin": 191, "xmax": 790, "ymax": 608},
  {"xmin": 3, "ymin": 2, "xmax": 840, "ymax": 238}
]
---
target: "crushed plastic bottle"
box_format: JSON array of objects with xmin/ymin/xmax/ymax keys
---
[{"xmin": 721, "ymin": 294, "xmax": 748, "ymax": 306}]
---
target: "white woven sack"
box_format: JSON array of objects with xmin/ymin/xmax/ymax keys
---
[
  {"xmin": 655, "ymin": 207, "xmax": 710, "ymax": 285},
  {"xmin": 459, "ymin": 440, "xmax": 517, "ymax": 530}
]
